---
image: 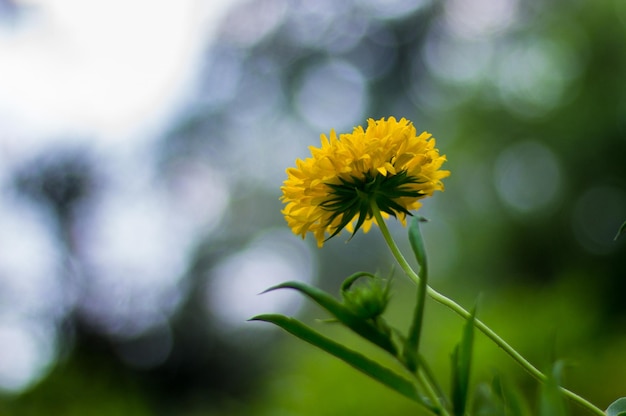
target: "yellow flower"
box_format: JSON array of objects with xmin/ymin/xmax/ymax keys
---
[{"xmin": 281, "ymin": 117, "xmax": 449, "ymax": 247}]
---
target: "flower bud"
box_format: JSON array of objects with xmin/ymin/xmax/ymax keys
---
[{"xmin": 342, "ymin": 277, "xmax": 391, "ymax": 320}]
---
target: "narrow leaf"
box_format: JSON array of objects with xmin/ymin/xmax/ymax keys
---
[
  {"xmin": 262, "ymin": 281, "xmax": 397, "ymax": 355},
  {"xmin": 451, "ymin": 307, "xmax": 476, "ymax": 416},
  {"xmin": 615, "ymin": 220, "xmax": 626, "ymax": 241},
  {"xmin": 491, "ymin": 375, "xmax": 532, "ymax": 416},
  {"xmin": 539, "ymin": 361, "xmax": 568, "ymax": 416},
  {"xmin": 607, "ymin": 397, "xmax": 626, "ymax": 416},
  {"xmin": 470, "ymin": 382, "xmax": 499, "ymax": 416},
  {"xmin": 408, "ymin": 216, "xmax": 428, "ymax": 268},
  {"xmin": 405, "ymin": 217, "xmax": 430, "ymax": 372},
  {"xmin": 251, "ymin": 314, "xmax": 430, "ymax": 408}
]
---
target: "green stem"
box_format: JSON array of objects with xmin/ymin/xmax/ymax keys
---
[{"xmin": 371, "ymin": 208, "xmax": 605, "ymax": 416}]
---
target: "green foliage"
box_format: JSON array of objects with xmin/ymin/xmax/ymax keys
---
[
  {"xmin": 450, "ymin": 308, "xmax": 475, "ymax": 416},
  {"xmin": 607, "ymin": 398, "xmax": 626, "ymax": 416},
  {"xmin": 0, "ymin": 354, "xmax": 151, "ymax": 416},
  {"xmin": 254, "ymin": 272, "xmax": 618, "ymax": 416},
  {"xmin": 408, "ymin": 216, "xmax": 429, "ymax": 269},
  {"xmin": 539, "ymin": 361, "xmax": 568, "ymax": 416},
  {"xmin": 255, "ymin": 275, "xmax": 451, "ymax": 414},
  {"xmin": 254, "ymin": 221, "xmax": 615, "ymax": 415},
  {"xmin": 472, "ymin": 376, "xmax": 531, "ymax": 416},
  {"xmin": 260, "ymin": 280, "xmax": 397, "ymax": 355},
  {"xmin": 256, "ymin": 184, "xmax": 619, "ymax": 415},
  {"xmin": 405, "ymin": 217, "xmax": 429, "ymax": 372},
  {"xmin": 250, "ymin": 314, "xmax": 429, "ymax": 408},
  {"xmin": 491, "ymin": 376, "xmax": 532, "ymax": 416}
]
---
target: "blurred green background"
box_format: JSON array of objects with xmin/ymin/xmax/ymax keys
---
[{"xmin": 0, "ymin": 0, "xmax": 625, "ymax": 415}]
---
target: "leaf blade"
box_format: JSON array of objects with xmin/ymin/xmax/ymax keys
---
[
  {"xmin": 251, "ymin": 314, "xmax": 430, "ymax": 408},
  {"xmin": 491, "ymin": 375, "xmax": 532, "ymax": 416},
  {"xmin": 408, "ymin": 216, "xmax": 428, "ymax": 268},
  {"xmin": 539, "ymin": 361, "xmax": 568, "ymax": 416},
  {"xmin": 451, "ymin": 307, "xmax": 476, "ymax": 416},
  {"xmin": 607, "ymin": 397, "xmax": 626, "ymax": 416},
  {"xmin": 615, "ymin": 220, "xmax": 626, "ymax": 241},
  {"xmin": 404, "ymin": 217, "xmax": 430, "ymax": 372},
  {"xmin": 262, "ymin": 281, "xmax": 397, "ymax": 356}
]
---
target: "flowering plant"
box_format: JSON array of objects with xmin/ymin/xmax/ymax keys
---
[{"xmin": 253, "ymin": 117, "xmax": 624, "ymax": 415}]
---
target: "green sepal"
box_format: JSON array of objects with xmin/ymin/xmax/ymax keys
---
[
  {"xmin": 607, "ymin": 398, "xmax": 626, "ymax": 416},
  {"xmin": 451, "ymin": 307, "xmax": 476, "ymax": 416},
  {"xmin": 251, "ymin": 314, "xmax": 432, "ymax": 409},
  {"xmin": 261, "ymin": 281, "xmax": 397, "ymax": 356},
  {"xmin": 340, "ymin": 271, "xmax": 379, "ymax": 293},
  {"xmin": 321, "ymin": 170, "xmax": 424, "ymax": 242}
]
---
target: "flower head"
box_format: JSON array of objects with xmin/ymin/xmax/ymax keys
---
[{"xmin": 281, "ymin": 117, "xmax": 449, "ymax": 247}]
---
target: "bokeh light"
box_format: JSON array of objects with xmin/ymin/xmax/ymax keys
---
[
  {"xmin": 295, "ymin": 59, "xmax": 368, "ymax": 131},
  {"xmin": 422, "ymin": 26, "xmax": 494, "ymax": 86},
  {"xmin": 359, "ymin": 0, "xmax": 431, "ymax": 21},
  {"xmin": 0, "ymin": 319, "xmax": 57, "ymax": 393},
  {"xmin": 495, "ymin": 37, "xmax": 583, "ymax": 119},
  {"xmin": 0, "ymin": 197, "xmax": 64, "ymax": 319},
  {"xmin": 205, "ymin": 229, "xmax": 315, "ymax": 332},
  {"xmin": 494, "ymin": 141, "xmax": 562, "ymax": 216},
  {"xmin": 219, "ymin": 0, "xmax": 287, "ymax": 48},
  {"xmin": 0, "ymin": 196, "xmax": 62, "ymax": 392},
  {"xmin": 442, "ymin": 0, "xmax": 518, "ymax": 40},
  {"xmin": 0, "ymin": 0, "xmax": 209, "ymax": 141},
  {"xmin": 77, "ymin": 182, "xmax": 190, "ymax": 338}
]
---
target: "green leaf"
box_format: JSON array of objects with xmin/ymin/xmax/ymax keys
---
[
  {"xmin": 607, "ymin": 397, "xmax": 626, "ymax": 416},
  {"xmin": 539, "ymin": 361, "xmax": 568, "ymax": 416},
  {"xmin": 262, "ymin": 281, "xmax": 397, "ymax": 356},
  {"xmin": 491, "ymin": 375, "xmax": 531, "ymax": 416},
  {"xmin": 470, "ymin": 382, "xmax": 499, "ymax": 416},
  {"xmin": 251, "ymin": 314, "xmax": 431, "ymax": 409},
  {"xmin": 472, "ymin": 376, "xmax": 532, "ymax": 416},
  {"xmin": 451, "ymin": 307, "xmax": 476, "ymax": 416},
  {"xmin": 408, "ymin": 216, "xmax": 428, "ymax": 268},
  {"xmin": 615, "ymin": 220, "xmax": 626, "ymax": 241},
  {"xmin": 405, "ymin": 217, "xmax": 429, "ymax": 372}
]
